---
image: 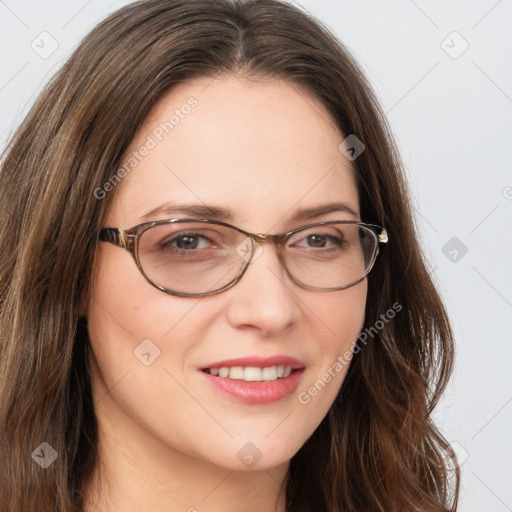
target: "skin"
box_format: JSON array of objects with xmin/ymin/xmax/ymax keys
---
[{"xmin": 83, "ymin": 74, "xmax": 367, "ymax": 512}]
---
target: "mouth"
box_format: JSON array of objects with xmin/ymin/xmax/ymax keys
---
[{"xmin": 199, "ymin": 356, "xmax": 306, "ymax": 405}]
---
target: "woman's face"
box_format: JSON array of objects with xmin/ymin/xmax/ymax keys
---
[{"xmin": 86, "ymin": 75, "xmax": 366, "ymax": 472}]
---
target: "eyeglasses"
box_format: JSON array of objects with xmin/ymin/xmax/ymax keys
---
[{"xmin": 99, "ymin": 218, "xmax": 388, "ymax": 297}]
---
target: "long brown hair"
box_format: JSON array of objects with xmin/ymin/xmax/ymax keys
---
[{"xmin": 0, "ymin": 0, "xmax": 459, "ymax": 510}]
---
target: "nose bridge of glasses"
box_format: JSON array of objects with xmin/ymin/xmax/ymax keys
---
[
  {"xmin": 246, "ymin": 232, "xmax": 288, "ymax": 254},
  {"xmin": 252, "ymin": 233, "xmax": 266, "ymax": 245},
  {"xmin": 238, "ymin": 232, "xmax": 290, "ymax": 289}
]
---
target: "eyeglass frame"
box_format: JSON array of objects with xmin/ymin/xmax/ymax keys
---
[{"xmin": 98, "ymin": 218, "xmax": 389, "ymax": 297}]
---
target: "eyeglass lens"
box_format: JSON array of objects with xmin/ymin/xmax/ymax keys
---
[{"xmin": 137, "ymin": 222, "xmax": 378, "ymax": 295}]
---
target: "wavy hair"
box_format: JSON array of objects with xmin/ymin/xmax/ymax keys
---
[{"xmin": 0, "ymin": 0, "xmax": 459, "ymax": 510}]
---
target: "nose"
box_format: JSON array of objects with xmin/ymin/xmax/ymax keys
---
[{"xmin": 225, "ymin": 241, "xmax": 301, "ymax": 335}]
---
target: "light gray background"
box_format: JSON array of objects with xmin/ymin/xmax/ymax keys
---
[{"xmin": 1, "ymin": 1, "xmax": 511, "ymax": 510}]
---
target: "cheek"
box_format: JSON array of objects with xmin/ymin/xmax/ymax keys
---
[
  {"xmin": 85, "ymin": 249, "xmax": 213, "ymax": 452},
  {"xmin": 89, "ymin": 242, "xmax": 207, "ymax": 331},
  {"xmin": 296, "ymin": 281, "xmax": 366, "ymax": 418},
  {"xmin": 85, "ymin": 246, "xmax": 199, "ymax": 384},
  {"xmin": 309, "ymin": 279, "xmax": 367, "ymax": 344}
]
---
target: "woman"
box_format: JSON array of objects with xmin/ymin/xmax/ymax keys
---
[{"xmin": 0, "ymin": 0, "xmax": 459, "ymax": 510}]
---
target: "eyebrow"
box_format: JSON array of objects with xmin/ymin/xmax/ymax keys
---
[{"xmin": 140, "ymin": 201, "xmax": 360, "ymax": 222}]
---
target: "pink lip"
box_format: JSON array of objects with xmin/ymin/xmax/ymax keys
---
[
  {"xmin": 199, "ymin": 355, "xmax": 305, "ymax": 370},
  {"xmin": 200, "ymin": 368, "xmax": 305, "ymax": 405},
  {"xmin": 199, "ymin": 355, "xmax": 306, "ymax": 405}
]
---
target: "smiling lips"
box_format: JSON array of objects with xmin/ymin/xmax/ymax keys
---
[{"xmin": 200, "ymin": 355, "xmax": 306, "ymax": 405}]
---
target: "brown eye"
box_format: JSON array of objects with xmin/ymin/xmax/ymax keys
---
[{"xmin": 163, "ymin": 233, "xmax": 211, "ymax": 251}]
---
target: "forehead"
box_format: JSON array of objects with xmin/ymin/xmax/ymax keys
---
[{"xmin": 107, "ymin": 75, "xmax": 359, "ymax": 230}]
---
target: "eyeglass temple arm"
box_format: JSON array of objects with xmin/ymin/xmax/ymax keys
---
[
  {"xmin": 378, "ymin": 228, "xmax": 388, "ymax": 244},
  {"xmin": 99, "ymin": 228, "xmax": 130, "ymax": 249}
]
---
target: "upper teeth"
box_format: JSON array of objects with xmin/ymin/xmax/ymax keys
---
[{"xmin": 208, "ymin": 365, "xmax": 292, "ymax": 381}]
